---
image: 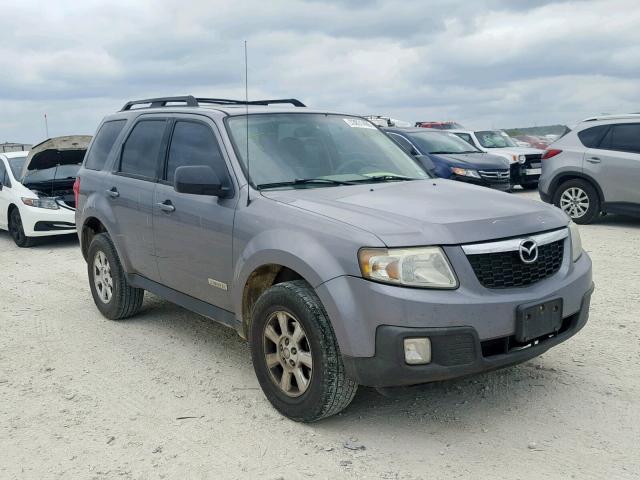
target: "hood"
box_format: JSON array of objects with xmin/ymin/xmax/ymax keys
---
[
  {"xmin": 261, "ymin": 179, "xmax": 568, "ymax": 247},
  {"xmin": 430, "ymin": 152, "xmax": 509, "ymax": 169},
  {"xmin": 21, "ymin": 135, "xmax": 91, "ymax": 177}
]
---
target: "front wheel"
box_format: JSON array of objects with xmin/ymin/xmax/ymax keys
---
[
  {"xmin": 87, "ymin": 233, "xmax": 144, "ymax": 320},
  {"xmin": 553, "ymin": 179, "xmax": 600, "ymax": 224},
  {"xmin": 8, "ymin": 208, "xmax": 34, "ymax": 248},
  {"xmin": 250, "ymin": 280, "xmax": 357, "ymax": 422}
]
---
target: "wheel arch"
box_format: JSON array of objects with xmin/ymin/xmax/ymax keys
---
[
  {"xmin": 81, "ymin": 216, "xmax": 108, "ymax": 260},
  {"xmin": 550, "ymin": 172, "xmax": 605, "ymax": 210}
]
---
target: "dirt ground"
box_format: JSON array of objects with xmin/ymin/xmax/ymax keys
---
[{"xmin": 1, "ymin": 190, "xmax": 639, "ymax": 480}]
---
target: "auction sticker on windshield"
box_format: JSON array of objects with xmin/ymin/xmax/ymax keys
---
[{"xmin": 343, "ymin": 118, "xmax": 376, "ymax": 129}]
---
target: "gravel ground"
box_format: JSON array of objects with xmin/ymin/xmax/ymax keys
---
[{"xmin": 1, "ymin": 190, "xmax": 639, "ymax": 480}]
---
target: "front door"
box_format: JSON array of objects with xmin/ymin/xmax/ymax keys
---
[{"xmin": 152, "ymin": 118, "xmax": 237, "ymax": 311}]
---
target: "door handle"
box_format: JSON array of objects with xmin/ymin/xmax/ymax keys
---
[
  {"xmin": 106, "ymin": 187, "xmax": 120, "ymax": 198},
  {"xmin": 587, "ymin": 157, "xmax": 601, "ymax": 163},
  {"xmin": 157, "ymin": 200, "xmax": 175, "ymax": 213}
]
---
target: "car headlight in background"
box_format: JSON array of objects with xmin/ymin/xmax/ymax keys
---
[
  {"xmin": 21, "ymin": 197, "xmax": 59, "ymax": 210},
  {"xmin": 568, "ymin": 221, "xmax": 583, "ymax": 262},
  {"xmin": 358, "ymin": 246, "xmax": 458, "ymax": 288},
  {"xmin": 518, "ymin": 154, "xmax": 527, "ymax": 164},
  {"xmin": 451, "ymin": 167, "xmax": 481, "ymax": 179}
]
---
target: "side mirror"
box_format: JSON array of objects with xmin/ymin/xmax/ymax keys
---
[
  {"xmin": 414, "ymin": 155, "xmax": 437, "ymax": 175},
  {"xmin": 174, "ymin": 165, "xmax": 228, "ymax": 197}
]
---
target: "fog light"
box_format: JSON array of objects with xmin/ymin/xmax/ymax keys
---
[{"xmin": 404, "ymin": 338, "xmax": 431, "ymax": 365}]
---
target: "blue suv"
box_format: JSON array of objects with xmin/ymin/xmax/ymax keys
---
[{"xmin": 384, "ymin": 127, "xmax": 511, "ymax": 191}]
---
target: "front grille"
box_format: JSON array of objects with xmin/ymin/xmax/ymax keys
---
[
  {"xmin": 478, "ymin": 169, "xmax": 510, "ymax": 180},
  {"xmin": 467, "ymin": 239, "xmax": 564, "ymax": 288}
]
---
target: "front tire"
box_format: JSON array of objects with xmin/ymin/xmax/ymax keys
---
[
  {"xmin": 8, "ymin": 208, "xmax": 35, "ymax": 248},
  {"xmin": 87, "ymin": 233, "xmax": 144, "ymax": 320},
  {"xmin": 554, "ymin": 179, "xmax": 600, "ymax": 224},
  {"xmin": 250, "ymin": 280, "xmax": 357, "ymax": 422}
]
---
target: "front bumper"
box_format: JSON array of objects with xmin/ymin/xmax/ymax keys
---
[
  {"xmin": 342, "ymin": 286, "xmax": 593, "ymax": 387},
  {"xmin": 451, "ymin": 174, "xmax": 511, "ymax": 191},
  {"xmin": 21, "ymin": 205, "xmax": 76, "ymax": 237}
]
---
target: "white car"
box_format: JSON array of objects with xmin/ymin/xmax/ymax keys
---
[
  {"xmin": 0, "ymin": 136, "xmax": 90, "ymax": 247},
  {"xmin": 449, "ymin": 129, "xmax": 544, "ymax": 189}
]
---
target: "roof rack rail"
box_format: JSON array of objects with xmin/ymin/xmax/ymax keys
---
[{"xmin": 120, "ymin": 96, "xmax": 305, "ymax": 111}]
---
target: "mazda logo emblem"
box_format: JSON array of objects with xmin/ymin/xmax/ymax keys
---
[{"xmin": 519, "ymin": 239, "xmax": 538, "ymax": 264}]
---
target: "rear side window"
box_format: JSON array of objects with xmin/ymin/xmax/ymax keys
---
[
  {"xmin": 165, "ymin": 121, "xmax": 230, "ymax": 185},
  {"xmin": 120, "ymin": 120, "xmax": 167, "ymax": 178},
  {"xmin": 455, "ymin": 133, "xmax": 475, "ymax": 146},
  {"xmin": 84, "ymin": 120, "xmax": 127, "ymax": 170},
  {"xmin": 605, "ymin": 124, "xmax": 640, "ymax": 154},
  {"xmin": 577, "ymin": 125, "xmax": 609, "ymax": 148},
  {"xmin": 388, "ymin": 133, "xmax": 416, "ymax": 154},
  {"xmin": 0, "ymin": 161, "xmax": 8, "ymax": 187}
]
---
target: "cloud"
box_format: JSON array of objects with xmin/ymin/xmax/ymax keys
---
[{"xmin": 0, "ymin": 0, "xmax": 639, "ymax": 142}]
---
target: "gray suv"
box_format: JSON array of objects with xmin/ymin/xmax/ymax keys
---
[
  {"xmin": 539, "ymin": 114, "xmax": 640, "ymax": 224},
  {"xmin": 75, "ymin": 96, "xmax": 594, "ymax": 422}
]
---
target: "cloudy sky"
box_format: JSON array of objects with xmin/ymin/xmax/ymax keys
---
[{"xmin": 1, "ymin": 0, "xmax": 639, "ymax": 143}]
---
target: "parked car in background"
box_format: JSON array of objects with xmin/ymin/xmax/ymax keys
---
[
  {"xmin": 76, "ymin": 96, "xmax": 593, "ymax": 422},
  {"xmin": 365, "ymin": 116, "xmax": 412, "ymax": 128},
  {"xmin": 450, "ymin": 129, "xmax": 544, "ymax": 189},
  {"xmin": 415, "ymin": 121, "xmax": 464, "ymax": 130},
  {"xmin": 384, "ymin": 127, "xmax": 511, "ymax": 191},
  {"xmin": 512, "ymin": 135, "xmax": 550, "ymax": 150},
  {"xmin": 539, "ymin": 114, "xmax": 640, "ymax": 224},
  {"xmin": 0, "ymin": 136, "xmax": 90, "ymax": 247}
]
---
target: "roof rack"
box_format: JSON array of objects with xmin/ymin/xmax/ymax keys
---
[
  {"xmin": 120, "ymin": 96, "xmax": 305, "ymax": 111},
  {"xmin": 582, "ymin": 113, "xmax": 640, "ymax": 122}
]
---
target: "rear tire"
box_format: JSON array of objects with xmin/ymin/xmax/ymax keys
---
[
  {"xmin": 87, "ymin": 233, "xmax": 144, "ymax": 320},
  {"xmin": 250, "ymin": 280, "xmax": 357, "ymax": 422},
  {"xmin": 8, "ymin": 208, "xmax": 35, "ymax": 248},
  {"xmin": 553, "ymin": 179, "xmax": 600, "ymax": 224}
]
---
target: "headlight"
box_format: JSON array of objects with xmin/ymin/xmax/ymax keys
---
[
  {"xmin": 358, "ymin": 247, "xmax": 458, "ymax": 288},
  {"xmin": 451, "ymin": 167, "xmax": 481, "ymax": 179},
  {"xmin": 568, "ymin": 221, "xmax": 582, "ymax": 262},
  {"xmin": 21, "ymin": 197, "xmax": 59, "ymax": 210},
  {"xmin": 518, "ymin": 154, "xmax": 526, "ymax": 164}
]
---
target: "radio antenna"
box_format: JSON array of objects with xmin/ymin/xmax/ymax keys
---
[{"xmin": 244, "ymin": 40, "xmax": 251, "ymax": 206}]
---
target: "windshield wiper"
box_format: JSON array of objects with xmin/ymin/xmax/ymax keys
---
[
  {"xmin": 257, "ymin": 178, "xmax": 357, "ymax": 190},
  {"xmin": 353, "ymin": 175, "xmax": 416, "ymax": 183}
]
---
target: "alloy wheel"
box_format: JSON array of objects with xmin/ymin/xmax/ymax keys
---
[
  {"xmin": 93, "ymin": 251, "xmax": 113, "ymax": 303},
  {"xmin": 263, "ymin": 310, "xmax": 313, "ymax": 397},
  {"xmin": 560, "ymin": 187, "xmax": 589, "ymax": 219}
]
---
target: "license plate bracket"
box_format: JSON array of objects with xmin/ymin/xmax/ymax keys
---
[{"xmin": 516, "ymin": 298, "xmax": 563, "ymax": 343}]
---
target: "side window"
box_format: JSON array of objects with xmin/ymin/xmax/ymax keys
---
[
  {"xmin": 609, "ymin": 124, "xmax": 640, "ymax": 154},
  {"xmin": 577, "ymin": 125, "xmax": 610, "ymax": 148},
  {"xmin": 85, "ymin": 120, "xmax": 127, "ymax": 170},
  {"xmin": 120, "ymin": 120, "xmax": 167, "ymax": 179},
  {"xmin": 0, "ymin": 162, "xmax": 8, "ymax": 187},
  {"xmin": 388, "ymin": 133, "xmax": 416, "ymax": 154},
  {"xmin": 456, "ymin": 133, "xmax": 474, "ymax": 146},
  {"xmin": 165, "ymin": 121, "xmax": 230, "ymax": 185}
]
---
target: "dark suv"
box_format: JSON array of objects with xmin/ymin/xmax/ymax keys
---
[{"xmin": 75, "ymin": 96, "xmax": 593, "ymax": 422}]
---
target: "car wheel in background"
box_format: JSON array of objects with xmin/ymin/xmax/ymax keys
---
[
  {"xmin": 554, "ymin": 179, "xmax": 600, "ymax": 224},
  {"xmin": 87, "ymin": 233, "xmax": 144, "ymax": 320},
  {"xmin": 250, "ymin": 280, "xmax": 358, "ymax": 422},
  {"xmin": 520, "ymin": 181, "xmax": 539, "ymax": 190},
  {"xmin": 8, "ymin": 208, "xmax": 35, "ymax": 248}
]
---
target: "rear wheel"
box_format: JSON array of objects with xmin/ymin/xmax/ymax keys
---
[
  {"xmin": 8, "ymin": 208, "xmax": 34, "ymax": 248},
  {"xmin": 87, "ymin": 233, "xmax": 144, "ymax": 320},
  {"xmin": 250, "ymin": 280, "xmax": 357, "ymax": 422},
  {"xmin": 554, "ymin": 179, "xmax": 600, "ymax": 224}
]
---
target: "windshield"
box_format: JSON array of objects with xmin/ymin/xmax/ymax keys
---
[
  {"xmin": 8, "ymin": 157, "xmax": 27, "ymax": 179},
  {"xmin": 226, "ymin": 114, "xmax": 429, "ymax": 189},
  {"xmin": 22, "ymin": 164, "xmax": 81, "ymax": 184},
  {"xmin": 406, "ymin": 131, "xmax": 481, "ymax": 154},
  {"xmin": 475, "ymin": 130, "xmax": 517, "ymax": 148}
]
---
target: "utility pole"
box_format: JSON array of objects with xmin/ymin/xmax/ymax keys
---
[{"xmin": 44, "ymin": 113, "xmax": 49, "ymax": 138}]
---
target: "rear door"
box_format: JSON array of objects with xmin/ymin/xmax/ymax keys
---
[
  {"xmin": 109, "ymin": 118, "xmax": 169, "ymax": 280},
  {"xmin": 585, "ymin": 122, "xmax": 640, "ymax": 205},
  {"xmin": 0, "ymin": 159, "xmax": 10, "ymax": 229},
  {"xmin": 152, "ymin": 116, "xmax": 237, "ymax": 310}
]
